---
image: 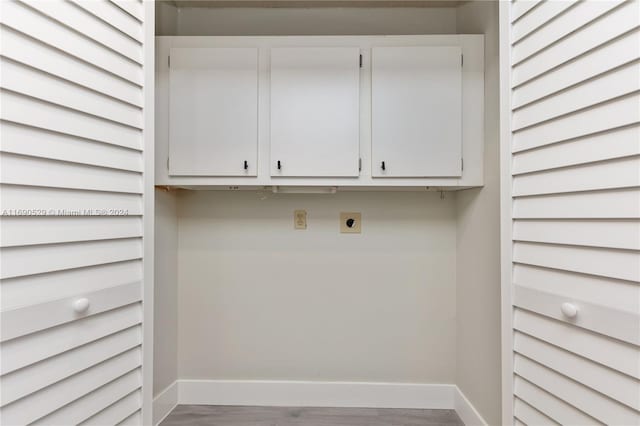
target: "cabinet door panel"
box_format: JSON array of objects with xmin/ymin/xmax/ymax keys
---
[
  {"xmin": 169, "ymin": 47, "xmax": 258, "ymax": 176},
  {"xmin": 270, "ymin": 47, "xmax": 360, "ymax": 177},
  {"xmin": 372, "ymin": 46, "xmax": 462, "ymax": 177}
]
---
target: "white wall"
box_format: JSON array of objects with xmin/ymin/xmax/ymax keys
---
[
  {"xmin": 177, "ymin": 191, "xmax": 457, "ymax": 383},
  {"xmin": 169, "ymin": 6, "xmax": 456, "ymax": 36},
  {"xmin": 455, "ymin": 1, "xmax": 501, "ymax": 425},
  {"xmin": 153, "ymin": 189, "xmax": 178, "ymax": 397}
]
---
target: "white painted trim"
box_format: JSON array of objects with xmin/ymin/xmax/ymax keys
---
[
  {"xmin": 162, "ymin": 381, "xmax": 487, "ymax": 425},
  {"xmin": 153, "ymin": 382, "xmax": 178, "ymax": 426},
  {"xmin": 498, "ymin": 1, "xmax": 515, "ymax": 425},
  {"xmin": 178, "ymin": 380, "xmax": 456, "ymax": 409},
  {"xmin": 142, "ymin": 1, "xmax": 156, "ymax": 425},
  {"xmin": 455, "ymin": 387, "xmax": 488, "ymax": 426}
]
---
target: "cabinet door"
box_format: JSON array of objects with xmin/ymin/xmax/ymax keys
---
[
  {"xmin": 270, "ymin": 47, "xmax": 360, "ymax": 177},
  {"xmin": 169, "ymin": 47, "xmax": 258, "ymax": 176},
  {"xmin": 372, "ymin": 46, "xmax": 462, "ymax": 177}
]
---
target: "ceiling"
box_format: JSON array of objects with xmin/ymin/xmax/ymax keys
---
[{"xmin": 166, "ymin": 0, "xmax": 466, "ymax": 8}]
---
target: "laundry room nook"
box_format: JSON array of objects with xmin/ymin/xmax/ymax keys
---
[
  {"xmin": 0, "ymin": 1, "xmax": 637, "ymax": 425},
  {"xmin": 152, "ymin": 1, "xmax": 500, "ymax": 425}
]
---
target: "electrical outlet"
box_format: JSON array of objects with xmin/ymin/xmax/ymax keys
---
[
  {"xmin": 340, "ymin": 212, "xmax": 361, "ymax": 233},
  {"xmin": 294, "ymin": 210, "xmax": 307, "ymax": 230}
]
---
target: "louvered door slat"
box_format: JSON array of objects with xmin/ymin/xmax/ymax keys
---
[
  {"xmin": 0, "ymin": 216, "xmax": 143, "ymax": 248},
  {"xmin": 23, "ymin": 0, "xmax": 143, "ymax": 64},
  {"xmin": 70, "ymin": 0, "xmax": 143, "ymax": 42},
  {"xmin": 514, "ymin": 377, "xmax": 600, "ymax": 426},
  {"xmin": 0, "ymin": 122, "xmax": 143, "ymax": 173},
  {"xmin": 1, "ymin": 326, "xmax": 141, "ymax": 405},
  {"xmin": 0, "ymin": 58, "xmax": 143, "ymax": 128},
  {"xmin": 79, "ymin": 389, "xmax": 142, "ymax": 426},
  {"xmin": 1, "ymin": 348, "xmax": 141, "ymax": 425},
  {"xmin": 0, "ymin": 26, "xmax": 143, "ymax": 107},
  {"xmin": 31, "ymin": 370, "xmax": 141, "ymax": 426},
  {"xmin": 511, "ymin": 125, "xmax": 640, "ymax": 175},
  {"xmin": 0, "ymin": 305, "xmax": 142, "ymax": 375},
  {"xmin": 511, "ymin": 0, "xmax": 639, "ymax": 87},
  {"xmin": 1, "ymin": 1, "xmax": 143, "ymax": 86},
  {"xmin": 511, "ymin": 0, "xmax": 624, "ymax": 65}
]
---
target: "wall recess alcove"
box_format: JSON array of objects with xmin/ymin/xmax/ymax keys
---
[{"xmin": 153, "ymin": 2, "xmax": 501, "ymax": 425}]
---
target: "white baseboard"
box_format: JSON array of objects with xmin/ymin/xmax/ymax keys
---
[
  {"xmin": 161, "ymin": 380, "xmax": 486, "ymax": 426},
  {"xmin": 153, "ymin": 381, "xmax": 178, "ymax": 426},
  {"xmin": 454, "ymin": 387, "xmax": 488, "ymax": 426},
  {"xmin": 178, "ymin": 379, "xmax": 455, "ymax": 409}
]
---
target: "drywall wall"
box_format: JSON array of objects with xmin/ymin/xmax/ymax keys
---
[
  {"xmin": 177, "ymin": 191, "xmax": 457, "ymax": 383},
  {"xmin": 156, "ymin": 3, "xmax": 456, "ymax": 35},
  {"xmin": 455, "ymin": 1, "xmax": 501, "ymax": 425},
  {"xmin": 153, "ymin": 189, "xmax": 179, "ymax": 396}
]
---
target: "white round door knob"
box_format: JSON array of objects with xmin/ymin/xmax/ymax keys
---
[
  {"xmin": 561, "ymin": 302, "xmax": 578, "ymax": 319},
  {"xmin": 73, "ymin": 298, "xmax": 90, "ymax": 314}
]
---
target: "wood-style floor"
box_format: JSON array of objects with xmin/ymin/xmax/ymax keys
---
[{"xmin": 160, "ymin": 405, "xmax": 464, "ymax": 425}]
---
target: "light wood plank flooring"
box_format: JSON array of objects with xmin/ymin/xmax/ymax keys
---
[{"xmin": 160, "ymin": 405, "xmax": 464, "ymax": 425}]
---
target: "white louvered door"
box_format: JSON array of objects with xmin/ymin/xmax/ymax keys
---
[
  {"xmin": 0, "ymin": 0, "xmax": 153, "ymax": 425},
  {"xmin": 501, "ymin": 1, "xmax": 640, "ymax": 425}
]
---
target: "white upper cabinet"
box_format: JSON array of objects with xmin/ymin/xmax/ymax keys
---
[
  {"xmin": 371, "ymin": 46, "xmax": 462, "ymax": 177},
  {"xmin": 169, "ymin": 47, "xmax": 258, "ymax": 176},
  {"xmin": 270, "ymin": 47, "xmax": 360, "ymax": 177},
  {"xmin": 156, "ymin": 36, "xmax": 484, "ymax": 188}
]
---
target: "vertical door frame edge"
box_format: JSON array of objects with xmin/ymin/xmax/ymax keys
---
[
  {"xmin": 142, "ymin": 1, "xmax": 156, "ymax": 424},
  {"xmin": 498, "ymin": 1, "xmax": 514, "ymax": 425}
]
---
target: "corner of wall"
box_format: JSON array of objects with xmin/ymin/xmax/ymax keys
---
[
  {"xmin": 155, "ymin": 1, "xmax": 179, "ymax": 36},
  {"xmin": 454, "ymin": 1, "xmax": 502, "ymax": 425},
  {"xmin": 153, "ymin": 188, "xmax": 179, "ymax": 401},
  {"xmin": 152, "ymin": 380, "xmax": 178, "ymax": 426}
]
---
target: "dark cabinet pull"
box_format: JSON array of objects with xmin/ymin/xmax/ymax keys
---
[
  {"xmin": 244, "ymin": 160, "xmax": 248, "ymax": 170},
  {"xmin": 277, "ymin": 160, "xmax": 282, "ymax": 170},
  {"xmin": 381, "ymin": 161, "xmax": 386, "ymax": 171}
]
